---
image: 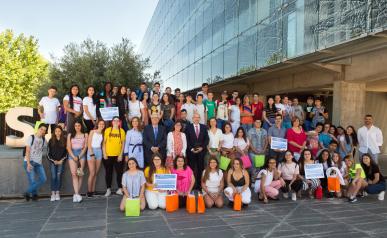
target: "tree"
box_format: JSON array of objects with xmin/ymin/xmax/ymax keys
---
[
  {"xmin": 0, "ymin": 30, "xmax": 48, "ymax": 112},
  {"xmin": 40, "ymin": 38, "xmax": 150, "ymax": 99}
]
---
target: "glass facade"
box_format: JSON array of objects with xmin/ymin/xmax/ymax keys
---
[{"xmin": 139, "ymin": 0, "xmax": 387, "ymax": 91}]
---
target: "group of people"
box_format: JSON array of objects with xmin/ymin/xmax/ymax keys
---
[{"xmin": 23, "ymin": 82, "xmax": 385, "ymax": 212}]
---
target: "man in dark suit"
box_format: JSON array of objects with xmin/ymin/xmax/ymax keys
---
[
  {"xmin": 186, "ymin": 112, "xmax": 209, "ymax": 190},
  {"xmin": 143, "ymin": 112, "xmax": 167, "ymax": 166}
]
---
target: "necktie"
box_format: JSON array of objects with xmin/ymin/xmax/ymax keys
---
[
  {"xmin": 154, "ymin": 126, "xmax": 158, "ymax": 141},
  {"xmin": 195, "ymin": 125, "xmax": 199, "ymax": 139}
]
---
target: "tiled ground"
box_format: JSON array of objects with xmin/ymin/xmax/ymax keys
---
[{"xmin": 1, "ymin": 194, "xmax": 387, "ymax": 238}]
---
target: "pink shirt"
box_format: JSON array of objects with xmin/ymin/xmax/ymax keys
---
[
  {"xmin": 171, "ymin": 166, "xmax": 193, "ymax": 194},
  {"xmin": 286, "ymin": 128, "xmax": 307, "ymax": 154}
]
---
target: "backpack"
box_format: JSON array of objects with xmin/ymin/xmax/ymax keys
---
[{"xmin": 23, "ymin": 135, "xmax": 46, "ymax": 157}]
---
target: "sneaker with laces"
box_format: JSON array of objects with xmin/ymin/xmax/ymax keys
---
[
  {"xmin": 282, "ymin": 193, "xmax": 289, "ymax": 199},
  {"xmin": 77, "ymin": 194, "xmax": 83, "ymax": 203},
  {"xmin": 291, "ymin": 192, "xmax": 297, "ymax": 201},
  {"xmin": 50, "ymin": 194, "xmax": 56, "ymax": 202},
  {"xmin": 348, "ymin": 197, "xmax": 358, "ymax": 203},
  {"xmin": 105, "ymin": 188, "xmax": 111, "ymax": 197},
  {"xmin": 73, "ymin": 194, "xmax": 78, "ymax": 203},
  {"xmin": 378, "ymin": 191, "xmax": 385, "ymax": 201},
  {"xmin": 116, "ymin": 188, "xmax": 123, "ymax": 195},
  {"xmin": 55, "ymin": 193, "xmax": 60, "ymax": 201}
]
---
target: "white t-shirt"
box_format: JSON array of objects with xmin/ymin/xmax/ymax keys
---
[
  {"xmin": 202, "ymin": 170, "xmax": 223, "ymax": 193},
  {"xmin": 222, "ymin": 133, "xmax": 234, "ymax": 149},
  {"xmin": 181, "ymin": 103, "xmax": 195, "ymax": 123},
  {"xmin": 208, "ymin": 129, "xmax": 223, "ymax": 148},
  {"xmin": 275, "ymin": 103, "xmax": 285, "ymax": 114},
  {"xmin": 39, "ymin": 96, "xmax": 60, "ymax": 124},
  {"xmin": 82, "ymin": 97, "xmax": 97, "ymax": 120},
  {"xmin": 128, "ymin": 100, "xmax": 144, "ymax": 119},
  {"xmin": 63, "ymin": 95, "xmax": 82, "ymax": 112},
  {"xmin": 233, "ymin": 137, "xmax": 250, "ymax": 151},
  {"xmin": 257, "ymin": 169, "xmax": 274, "ymax": 186},
  {"xmin": 194, "ymin": 104, "xmax": 206, "ymax": 124},
  {"xmin": 230, "ymin": 105, "xmax": 240, "ymax": 122},
  {"xmin": 90, "ymin": 131, "xmax": 103, "ymax": 148}
]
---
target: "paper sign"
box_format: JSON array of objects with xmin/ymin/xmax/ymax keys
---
[
  {"xmin": 99, "ymin": 107, "xmax": 119, "ymax": 121},
  {"xmin": 270, "ymin": 137, "xmax": 287, "ymax": 150},
  {"xmin": 154, "ymin": 174, "xmax": 177, "ymax": 190},
  {"xmin": 305, "ymin": 163, "xmax": 325, "ymax": 179}
]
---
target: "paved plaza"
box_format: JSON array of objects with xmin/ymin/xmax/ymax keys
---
[{"xmin": 1, "ymin": 194, "xmax": 387, "ymax": 238}]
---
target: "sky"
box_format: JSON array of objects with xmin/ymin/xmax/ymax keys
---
[{"xmin": 0, "ymin": 0, "xmax": 159, "ymax": 60}]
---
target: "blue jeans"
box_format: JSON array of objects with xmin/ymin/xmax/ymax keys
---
[
  {"xmin": 241, "ymin": 124, "xmax": 252, "ymax": 133},
  {"xmin": 50, "ymin": 162, "xmax": 65, "ymax": 191},
  {"xmin": 163, "ymin": 119, "xmax": 174, "ymax": 132},
  {"xmin": 366, "ymin": 182, "xmax": 386, "ymax": 194},
  {"xmin": 303, "ymin": 120, "xmax": 313, "ymax": 131},
  {"xmin": 23, "ymin": 161, "xmax": 47, "ymax": 196},
  {"xmin": 216, "ymin": 119, "xmax": 226, "ymax": 129},
  {"xmin": 263, "ymin": 118, "xmax": 275, "ymax": 131}
]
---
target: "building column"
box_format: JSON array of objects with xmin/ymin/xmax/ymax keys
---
[{"xmin": 332, "ymin": 81, "xmax": 366, "ymax": 129}]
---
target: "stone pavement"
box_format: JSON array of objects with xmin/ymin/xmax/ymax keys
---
[{"xmin": 1, "ymin": 194, "xmax": 387, "ymax": 238}]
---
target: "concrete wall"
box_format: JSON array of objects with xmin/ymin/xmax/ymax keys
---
[
  {"xmin": 0, "ymin": 149, "xmax": 118, "ymax": 198},
  {"xmin": 365, "ymin": 92, "xmax": 387, "ymax": 154}
]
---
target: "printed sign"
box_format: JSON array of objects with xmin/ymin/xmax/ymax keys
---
[
  {"xmin": 99, "ymin": 107, "xmax": 119, "ymax": 121},
  {"xmin": 270, "ymin": 137, "xmax": 288, "ymax": 150},
  {"xmin": 154, "ymin": 174, "xmax": 177, "ymax": 190},
  {"xmin": 305, "ymin": 163, "xmax": 325, "ymax": 179}
]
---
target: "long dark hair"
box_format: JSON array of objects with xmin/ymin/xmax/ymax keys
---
[
  {"xmin": 126, "ymin": 157, "xmax": 140, "ymax": 171},
  {"xmin": 317, "ymin": 149, "xmax": 332, "ymax": 167},
  {"xmin": 360, "ymin": 153, "xmax": 379, "ymax": 177},
  {"xmin": 49, "ymin": 126, "xmax": 66, "ymax": 147},
  {"xmin": 347, "ymin": 125, "xmax": 358, "ymax": 146},
  {"xmin": 202, "ymin": 157, "xmax": 220, "ymax": 183},
  {"xmin": 69, "ymin": 119, "xmax": 85, "ymax": 139},
  {"xmin": 146, "ymin": 152, "xmax": 165, "ymax": 183},
  {"xmin": 86, "ymin": 85, "xmax": 98, "ymax": 105},
  {"xmin": 69, "ymin": 84, "xmax": 80, "ymax": 109},
  {"xmin": 263, "ymin": 157, "xmax": 277, "ymax": 170},
  {"xmin": 266, "ymin": 97, "xmax": 277, "ymax": 111},
  {"xmin": 235, "ymin": 127, "xmax": 247, "ymax": 143},
  {"xmin": 299, "ymin": 149, "xmax": 313, "ymax": 175},
  {"xmin": 280, "ymin": 150, "xmax": 298, "ymax": 166}
]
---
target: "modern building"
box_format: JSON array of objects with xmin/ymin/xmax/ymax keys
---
[{"xmin": 140, "ymin": 0, "xmax": 387, "ymax": 153}]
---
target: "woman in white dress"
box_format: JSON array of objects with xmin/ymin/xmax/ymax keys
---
[{"xmin": 229, "ymin": 97, "xmax": 241, "ymax": 136}]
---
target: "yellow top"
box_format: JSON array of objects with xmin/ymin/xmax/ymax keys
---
[
  {"xmin": 104, "ymin": 127, "xmax": 125, "ymax": 156},
  {"xmin": 144, "ymin": 166, "xmax": 170, "ymax": 191}
]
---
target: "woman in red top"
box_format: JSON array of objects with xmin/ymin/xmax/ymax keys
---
[
  {"xmin": 175, "ymin": 94, "xmax": 184, "ymax": 120},
  {"xmin": 286, "ymin": 117, "xmax": 307, "ymax": 161}
]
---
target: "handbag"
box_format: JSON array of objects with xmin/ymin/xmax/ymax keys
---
[
  {"xmin": 240, "ymin": 155, "xmax": 251, "ymax": 169},
  {"xmin": 327, "ymin": 177, "xmax": 340, "ymax": 193},
  {"xmin": 197, "ymin": 193, "xmax": 205, "ymax": 214},
  {"xmin": 186, "ymin": 194, "xmax": 196, "ymax": 214},
  {"xmin": 233, "ymin": 193, "xmax": 242, "ymax": 211},
  {"xmin": 166, "ymin": 192, "xmax": 179, "ymax": 213},
  {"xmin": 253, "ymin": 154, "xmax": 265, "ymax": 168},
  {"xmin": 125, "ymin": 198, "xmax": 141, "ymax": 217},
  {"xmin": 219, "ymin": 156, "xmax": 231, "ymax": 171},
  {"xmin": 76, "ymin": 158, "xmax": 84, "ymax": 176}
]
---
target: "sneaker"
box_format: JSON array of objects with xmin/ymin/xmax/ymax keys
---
[
  {"xmin": 378, "ymin": 191, "xmax": 385, "ymax": 201},
  {"xmin": 291, "ymin": 192, "xmax": 297, "ymax": 201},
  {"xmin": 87, "ymin": 192, "xmax": 93, "ymax": 198},
  {"xmin": 283, "ymin": 193, "xmax": 289, "ymax": 199},
  {"xmin": 105, "ymin": 188, "xmax": 111, "ymax": 197},
  {"xmin": 32, "ymin": 195, "xmax": 38, "ymax": 201},
  {"xmin": 55, "ymin": 193, "xmax": 60, "ymax": 201},
  {"xmin": 77, "ymin": 194, "xmax": 83, "ymax": 203},
  {"xmin": 116, "ymin": 188, "xmax": 123, "ymax": 196},
  {"xmin": 348, "ymin": 197, "xmax": 358, "ymax": 203},
  {"xmin": 50, "ymin": 194, "xmax": 56, "ymax": 202},
  {"xmin": 73, "ymin": 194, "xmax": 78, "ymax": 203}
]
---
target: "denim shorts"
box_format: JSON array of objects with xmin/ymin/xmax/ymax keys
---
[
  {"xmin": 68, "ymin": 148, "xmax": 85, "ymax": 160},
  {"xmin": 87, "ymin": 148, "xmax": 103, "ymax": 161}
]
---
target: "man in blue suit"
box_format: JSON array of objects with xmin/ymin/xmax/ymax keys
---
[{"xmin": 143, "ymin": 113, "xmax": 167, "ymax": 166}]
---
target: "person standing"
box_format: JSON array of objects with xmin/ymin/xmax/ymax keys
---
[
  {"xmin": 99, "ymin": 82, "xmax": 113, "ymax": 109},
  {"xmin": 63, "ymin": 84, "xmax": 83, "ymax": 132},
  {"xmin": 206, "ymin": 118, "xmax": 223, "ymax": 164},
  {"xmin": 135, "ymin": 82, "xmax": 150, "ymax": 102},
  {"xmin": 282, "ymin": 96, "xmax": 293, "ymax": 129},
  {"xmin": 186, "ymin": 113, "xmax": 209, "ymax": 189},
  {"xmin": 268, "ymin": 114, "xmax": 287, "ymax": 163},
  {"xmin": 160, "ymin": 93, "xmax": 175, "ymax": 132},
  {"xmin": 166, "ymin": 121, "xmax": 187, "ymax": 169},
  {"xmin": 148, "ymin": 93, "xmax": 162, "ymax": 118},
  {"xmin": 141, "ymin": 91, "xmax": 150, "ymax": 126},
  {"xmin": 240, "ymin": 95, "xmax": 254, "ymax": 133},
  {"xmin": 181, "ymin": 94, "xmax": 196, "ymax": 123},
  {"xmin": 286, "ymin": 118, "xmax": 307, "ymax": 161},
  {"xmin": 67, "ymin": 120, "xmax": 88, "ymax": 203},
  {"xmin": 38, "ymin": 86, "xmax": 60, "ymax": 133},
  {"xmin": 291, "ymin": 98, "xmax": 304, "ymax": 122},
  {"xmin": 47, "ymin": 126, "xmax": 67, "ymax": 201},
  {"xmin": 196, "ymin": 83, "xmax": 209, "ymax": 102},
  {"xmin": 116, "ymin": 86, "xmax": 129, "ymax": 132},
  {"xmin": 23, "ymin": 124, "xmax": 48, "ymax": 201},
  {"xmin": 216, "ymin": 91, "xmax": 230, "ymax": 129},
  {"xmin": 128, "ymin": 91, "xmax": 144, "ymax": 123},
  {"xmin": 143, "ymin": 113, "xmax": 167, "ymax": 166},
  {"xmin": 251, "ymin": 93, "xmax": 264, "ymax": 121},
  {"xmin": 311, "ymin": 97, "xmax": 328, "ymax": 128},
  {"xmin": 86, "ymin": 120, "xmax": 105, "ymax": 197},
  {"xmin": 194, "ymin": 94, "xmax": 206, "ymax": 125},
  {"xmin": 83, "ymin": 86, "xmax": 98, "ymax": 132},
  {"xmin": 175, "ymin": 93, "xmax": 185, "ymax": 121},
  {"xmin": 124, "ymin": 117, "xmax": 145, "ymax": 169},
  {"xmin": 103, "ymin": 116, "xmax": 126, "ymax": 197},
  {"xmin": 150, "ymin": 82, "xmax": 162, "ymax": 100},
  {"xmin": 229, "ymin": 97, "xmax": 241, "ymax": 136},
  {"xmin": 303, "ymin": 96, "xmax": 314, "ymax": 131},
  {"xmin": 357, "ymin": 115, "xmax": 383, "ymax": 164},
  {"xmin": 262, "ymin": 97, "xmax": 277, "ymax": 131},
  {"xmin": 248, "ymin": 119, "xmax": 268, "ymax": 173},
  {"xmin": 204, "ymin": 92, "xmax": 216, "ymax": 124}
]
